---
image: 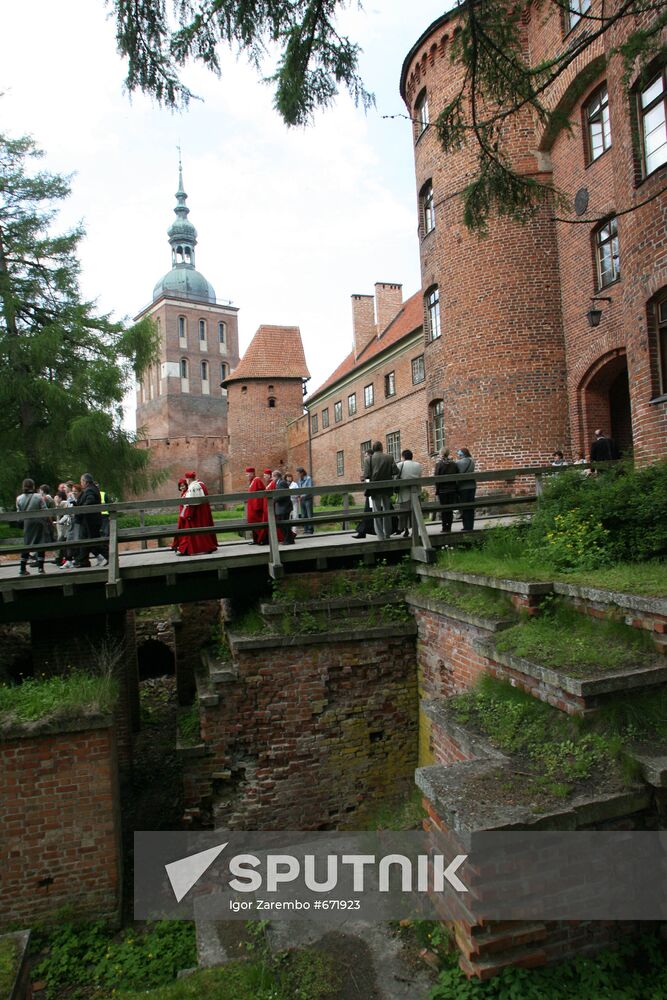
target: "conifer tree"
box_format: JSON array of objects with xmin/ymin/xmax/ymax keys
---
[{"xmin": 0, "ymin": 133, "xmax": 160, "ymax": 504}]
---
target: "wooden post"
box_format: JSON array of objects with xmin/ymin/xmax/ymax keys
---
[
  {"xmin": 535, "ymin": 473, "xmax": 544, "ymax": 497},
  {"xmin": 342, "ymin": 492, "xmax": 349, "ymax": 531},
  {"xmin": 410, "ymin": 486, "xmax": 435, "ymax": 564},
  {"xmin": 267, "ymin": 498, "xmax": 284, "ymax": 580},
  {"xmin": 105, "ymin": 512, "xmax": 123, "ymax": 597},
  {"xmin": 140, "ymin": 509, "xmax": 147, "ymax": 550}
]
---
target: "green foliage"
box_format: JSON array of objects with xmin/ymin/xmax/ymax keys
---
[
  {"xmin": 430, "ymin": 931, "xmax": 667, "ymax": 999},
  {"xmin": 0, "ymin": 936, "xmax": 18, "ymax": 996},
  {"xmin": 415, "ymin": 578, "xmax": 514, "ymax": 620},
  {"xmin": 318, "ymin": 492, "xmax": 352, "ymax": 507},
  {"xmin": 528, "ymin": 463, "xmax": 667, "ymax": 566},
  {"xmin": 494, "ymin": 602, "xmax": 654, "ymax": 676},
  {"xmin": 111, "ymin": 0, "xmax": 373, "ymax": 126},
  {"xmin": 0, "ymin": 133, "xmax": 161, "ymax": 504},
  {"xmin": 0, "ymin": 671, "xmax": 117, "ymax": 724},
  {"xmin": 361, "ymin": 788, "xmax": 427, "ymax": 831},
  {"xmin": 32, "ymin": 921, "xmax": 196, "ymax": 998},
  {"xmin": 178, "ymin": 704, "xmax": 200, "ymax": 746},
  {"xmin": 235, "ymin": 608, "xmax": 267, "ymax": 636}
]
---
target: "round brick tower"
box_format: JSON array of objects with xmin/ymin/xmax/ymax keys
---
[{"xmin": 400, "ymin": 13, "xmax": 571, "ymax": 469}]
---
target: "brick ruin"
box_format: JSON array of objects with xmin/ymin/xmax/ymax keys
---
[{"xmin": 1, "ymin": 561, "xmax": 667, "ymax": 980}]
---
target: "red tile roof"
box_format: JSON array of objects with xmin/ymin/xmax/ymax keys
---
[
  {"xmin": 307, "ymin": 290, "xmax": 423, "ymax": 401},
  {"xmin": 225, "ymin": 325, "xmax": 310, "ymax": 382}
]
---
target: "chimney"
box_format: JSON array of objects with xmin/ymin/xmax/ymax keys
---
[
  {"xmin": 351, "ymin": 294, "xmax": 376, "ymax": 359},
  {"xmin": 375, "ymin": 282, "xmax": 403, "ymax": 334}
]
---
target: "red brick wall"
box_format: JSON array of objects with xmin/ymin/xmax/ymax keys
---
[
  {"xmin": 286, "ymin": 413, "xmax": 311, "ymax": 478},
  {"xmin": 134, "ymin": 435, "xmax": 228, "ymax": 500},
  {"xmin": 201, "ymin": 635, "xmax": 418, "ymax": 830},
  {"xmin": 0, "ymin": 720, "xmax": 122, "ymax": 928},
  {"xmin": 414, "ymin": 606, "xmax": 491, "ymax": 699},
  {"xmin": 401, "ymin": 6, "xmax": 667, "ymax": 466},
  {"xmin": 226, "ymin": 379, "xmax": 306, "ymax": 492},
  {"xmin": 308, "ymin": 339, "xmax": 428, "ymax": 486}
]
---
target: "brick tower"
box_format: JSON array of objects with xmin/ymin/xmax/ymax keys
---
[
  {"xmin": 134, "ymin": 161, "xmax": 240, "ymax": 496},
  {"xmin": 224, "ymin": 325, "xmax": 310, "ymax": 491}
]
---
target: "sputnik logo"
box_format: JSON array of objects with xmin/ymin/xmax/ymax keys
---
[{"xmin": 165, "ymin": 843, "xmax": 227, "ymax": 902}]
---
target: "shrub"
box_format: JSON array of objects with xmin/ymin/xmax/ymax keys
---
[{"xmin": 318, "ymin": 493, "xmax": 352, "ymax": 507}]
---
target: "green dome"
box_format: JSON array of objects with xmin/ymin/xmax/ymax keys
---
[
  {"xmin": 152, "ymin": 160, "xmax": 215, "ymax": 303},
  {"xmin": 153, "ymin": 266, "xmax": 216, "ymax": 302}
]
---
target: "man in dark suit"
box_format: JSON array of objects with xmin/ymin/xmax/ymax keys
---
[
  {"xmin": 590, "ymin": 429, "xmax": 619, "ymax": 463},
  {"xmin": 363, "ymin": 441, "xmax": 399, "ymax": 541}
]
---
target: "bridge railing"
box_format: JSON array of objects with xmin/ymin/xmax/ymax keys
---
[{"xmin": 0, "ymin": 464, "xmax": 590, "ymax": 588}]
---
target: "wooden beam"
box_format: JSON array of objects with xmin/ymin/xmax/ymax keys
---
[{"xmin": 267, "ymin": 499, "xmax": 283, "ymax": 580}]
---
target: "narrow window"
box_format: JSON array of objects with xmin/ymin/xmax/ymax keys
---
[
  {"xmin": 180, "ymin": 358, "xmax": 188, "ymax": 379},
  {"xmin": 425, "ymin": 286, "xmax": 441, "ymax": 341},
  {"xmin": 268, "ymin": 396, "xmax": 276, "ymax": 408},
  {"xmin": 585, "ymin": 85, "xmax": 611, "ymax": 162},
  {"xmin": 594, "ymin": 217, "xmax": 620, "ymax": 288},
  {"xmin": 348, "ymin": 392, "xmax": 357, "ymax": 415},
  {"xmin": 312, "ymin": 413, "xmax": 319, "ymax": 434},
  {"xmin": 656, "ymin": 295, "xmax": 667, "ymax": 395},
  {"xmin": 384, "ymin": 371, "xmax": 396, "ymax": 398},
  {"xmin": 412, "ymin": 355, "xmax": 425, "ymax": 384},
  {"xmin": 360, "ymin": 440, "xmax": 372, "ymax": 467},
  {"xmin": 220, "ymin": 362, "xmax": 228, "ymax": 381},
  {"xmin": 322, "ymin": 407, "xmax": 330, "ymax": 428},
  {"xmin": 364, "ymin": 384, "xmax": 374, "ymax": 408},
  {"xmin": 201, "ymin": 360, "xmax": 208, "ymax": 380},
  {"xmin": 336, "ymin": 450, "xmax": 344, "ymax": 477},
  {"xmin": 566, "ymin": 0, "xmax": 590, "ymax": 31},
  {"xmin": 420, "ymin": 179, "xmax": 435, "ymax": 235},
  {"xmin": 241, "ymin": 385, "xmax": 248, "ymax": 394},
  {"xmin": 386, "ymin": 431, "xmax": 401, "ymax": 461},
  {"xmin": 430, "ymin": 400, "xmax": 445, "ymax": 453},
  {"xmin": 199, "ymin": 319, "xmax": 207, "ymax": 341},
  {"xmin": 640, "ymin": 70, "xmax": 667, "ymax": 176},
  {"xmin": 334, "ymin": 400, "xmax": 343, "ymax": 423},
  {"xmin": 178, "ymin": 316, "xmax": 187, "ymax": 343},
  {"xmin": 218, "ymin": 321, "xmax": 226, "ymax": 344},
  {"xmin": 415, "ymin": 89, "xmax": 429, "ymax": 139}
]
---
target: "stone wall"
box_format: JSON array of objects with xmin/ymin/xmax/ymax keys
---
[
  {"xmin": 0, "ymin": 717, "xmax": 122, "ymax": 928},
  {"xmin": 174, "ymin": 601, "xmax": 222, "ymax": 705},
  {"xmin": 201, "ymin": 629, "xmax": 418, "ymax": 830}
]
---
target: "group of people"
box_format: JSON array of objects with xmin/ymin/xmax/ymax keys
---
[
  {"xmin": 353, "ymin": 442, "xmax": 477, "ymax": 541},
  {"xmin": 16, "ymin": 474, "xmax": 109, "ymax": 575},
  {"xmin": 245, "ymin": 466, "xmax": 314, "ymax": 546},
  {"xmin": 551, "ymin": 429, "xmax": 620, "ymax": 468}
]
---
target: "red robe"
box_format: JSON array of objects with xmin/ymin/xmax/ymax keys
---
[
  {"xmin": 171, "ymin": 487, "xmax": 188, "ymax": 550},
  {"xmin": 175, "ymin": 480, "xmax": 218, "ymax": 555},
  {"xmin": 265, "ymin": 479, "xmax": 287, "ymax": 542},
  {"xmin": 247, "ymin": 477, "xmax": 267, "ymax": 544}
]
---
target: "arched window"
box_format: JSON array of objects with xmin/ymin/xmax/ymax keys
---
[
  {"xmin": 425, "ymin": 285, "xmax": 441, "ymax": 341},
  {"xmin": 414, "ymin": 89, "xmax": 429, "ymax": 139},
  {"xmin": 180, "ymin": 358, "xmax": 188, "ymax": 379},
  {"xmin": 594, "ymin": 217, "xmax": 620, "ymax": 288},
  {"xmin": 218, "ymin": 321, "xmax": 226, "ymax": 344},
  {"xmin": 199, "ymin": 319, "xmax": 207, "ymax": 342},
  {"xmin": 583, "ymin": 84, "xmax": 611, "ymax": 163},
  {"xmin": 429, "ymin": 400, "xmax": 445, "ymax": 453},
  {"xmin": 420, "ymin": 179, "xmax": 435, "ymax": 236},
  {"xmin": 201, "ymin": 360, "xmax": 209, "ymax": 380},
  {"xmin": 638, "ymin": 68, "xmax": 667, "ymax": 176},
  {"xmin": 649, "ymin": 290, "xmax": 667, "ymax": 397},
  {"xmin": 220, "ymin": 362, "xmax": 228, "ymax": 381},
  {"xmin": 268, "ymin": 397, "xmax": 276, "ymax": 408},
  {"xmin": 178, "ymin": 316, "xmax": 187, "ymax": 344}
]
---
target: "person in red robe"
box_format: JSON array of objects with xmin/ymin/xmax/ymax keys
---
[
  {"xmin": 245, "ymin": 466, "xmax": 268, "ymax": 545},
  {"xmin": 170, "ymin": 478, "xmax": 188, "ymax": 551},
  {"xmin": 174, "ymin": 471, "xmax": 218, "ymax": 556},
  {"xmin": 260, "ymin": 468, "xmax": 273, "ymax": 541}
]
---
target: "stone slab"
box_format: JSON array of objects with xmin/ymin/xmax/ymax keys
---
[
  {"xmin": 406, "ymin": 590, "xmax": 515, "ymax": 632},
  {"xmin": 0, "ymin": 711, "xmax": 113, "ymax": 741},
  {"xmin": 553, "ymin": 581, "xmax": 667, "ymax": 617},
  {"xmin": 630, "ymin": 750, "xmax": 667, "ymax": 787},
  {"xmin": 260, "ymin": 590, "xmax": 406, "ymax": 616},
  {"xmin": 416, "ymin": 761, "xmax": 651, "ymax": 833},
  {"xmin": 474, "ymin": 639, "xmax": 667, "ymax": 698},
  {"xmin": 417, "ymin": 565, "xmax": 554, "ymax": 596},
  {"xmin": 227, "ymin": 621, "xmax": 417, "ymax": 651},
  {"xmin": 422, "ymin": 699, "xmax": 508, "ymax": 763}
]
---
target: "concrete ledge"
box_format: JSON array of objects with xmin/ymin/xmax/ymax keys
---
[
  {"xmin": 228, "ymin": 621, "xmax": 417, "ymax": 651},
  {"xmin": 416, "ymin": 565, "xmax": 553, "ymax": 596},
  {"xmin": 406, "ymin": 590, "xmax": 515, "ymax": 633},
  {"xmin": 0, "ymin": 711, "xmax": 113, "ymax": 741},
  {"xmin": 1, "ymin": 929, "xmax": 30, "ymax": 1000},
  {"xmin": 474, "ymin": 638, "xmax": 667, "ymax": 698},
  {"xmin": 630, "ymin": 750, "xmax": 667, "ymax": 787},
  {"xmin": 201, "ymin": 648, "xmax": 238, "ymax": 683},
  {"xmin": 260, "ymin": 590, "xmax": 406, "ymax": 616},
  {"xmin": 416, "ymin": 761, "xmax": 650, "ymax": 833},
  {"xmin": 553, "ymin": 581, "xmax": 667, "ymax": 617},
  {"xmin": 422, "ymin": 699, "xmax": 507, "ymax": 763}
]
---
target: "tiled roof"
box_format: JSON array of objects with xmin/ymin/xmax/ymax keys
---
[
  {"xmin": 225, "ymin": 325, "xmax": 310, "ymax": 382},
  {"xmin": 306, "ymin": 290, "xmax": 423, "ymax": 402}
]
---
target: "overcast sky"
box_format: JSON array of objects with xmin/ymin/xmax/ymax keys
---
[{"xmin": 1, "ymin": 0, "xmax": 447, "ymax": 428}]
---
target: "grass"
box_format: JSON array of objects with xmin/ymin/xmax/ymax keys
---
[
  {"xmin": 274, "ymin": 558, "xmax": 416, "ymax": 604},
  {"xmin": 0, "ymin": 672, "xmax": 118, "ymax": 725},
  {"xmin": 177, "ymin": 705, "xmax": 200, "ymax": 746},
  {"xmin": 494, "ymin": 602, "xmax": 655, "ymax": 676},
  {"xmin": 114, "ymin": 948, "xmax": 339, "ymax": 1000},
  {"xmin": 361, "ymin": 787, "xmax": 427, "ymax": 830},
  {"xmin": 413, "ymin": 578, "xmax": 514, "ymax": 620},
  {"xmin": 0, "ymin": 936, "xmax": 18, "ymax": 996},
  {"xmin": 437, "ymin": 528, "xmax": 667, "ymax": 597}
]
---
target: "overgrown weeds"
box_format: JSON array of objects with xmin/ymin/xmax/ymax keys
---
[{"xmin": 0, "ymin": 671, "xmax": 118, "ymax": 724}]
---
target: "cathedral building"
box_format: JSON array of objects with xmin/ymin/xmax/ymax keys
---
[{"xmin": 134, "ymin": 164, "xmax": 240, "ymax": 497}]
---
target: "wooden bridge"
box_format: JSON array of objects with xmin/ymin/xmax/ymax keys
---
[{"xmin": 0, "ymin": 465, "xmax": 560, "ymax": 623}]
